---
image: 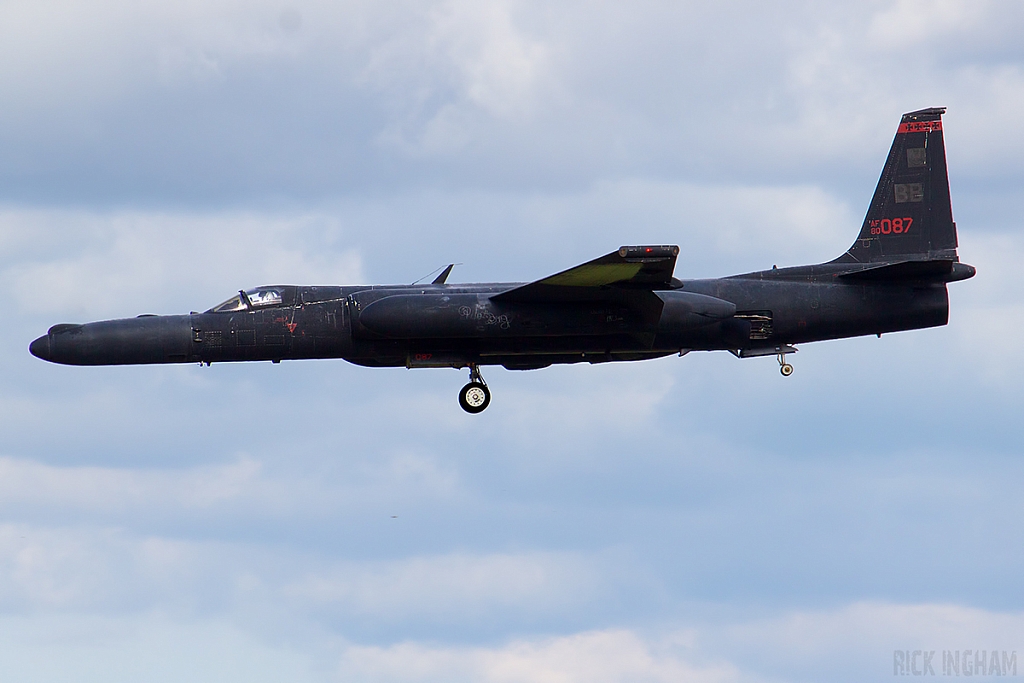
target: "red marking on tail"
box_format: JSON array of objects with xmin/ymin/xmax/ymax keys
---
[{"xmin": 898, "ymin": 121, "xmax": 941, "ymax": 133}]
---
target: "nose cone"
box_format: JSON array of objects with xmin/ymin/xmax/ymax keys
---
[
  {"xmin": 28, "ymin": 316, "xmax": 193, "ymax": 365},
  {"xmin": 29, "ymin": 335, "xmax": 51, "ymax": 361}
]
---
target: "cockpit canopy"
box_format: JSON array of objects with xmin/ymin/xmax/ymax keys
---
[{"xmin": 207, "ymin": 286, "xmax": 293, "ymax": 313}]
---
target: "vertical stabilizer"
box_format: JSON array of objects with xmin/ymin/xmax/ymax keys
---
[{"xmin": 834, "ymin": 107, "xmax": 958, "ymax": 263}]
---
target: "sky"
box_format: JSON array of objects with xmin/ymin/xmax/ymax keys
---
[{"xmin": 1, "ymin": 0, "xmax": 1023, "ymax": 680}]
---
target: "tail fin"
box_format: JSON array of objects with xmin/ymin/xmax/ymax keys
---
[{"xmin": 834, "ymin": 107, "xmax": 958, "ymax": 264}]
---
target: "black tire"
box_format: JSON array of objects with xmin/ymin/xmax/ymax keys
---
[
  {"xmin": 459, "ymin": 382, "xmax": 490, "ymax": 413},
  {"xmin": 780, "ymin": 363, "xmax": 794, "ymax": 376}
]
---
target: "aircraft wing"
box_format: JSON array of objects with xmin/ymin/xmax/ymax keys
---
[
  {"xmin": 489, "ymin": 246, "xmax": 680, "ymax": 339},
  {"xmin": 490, "ymin": 245, "xmax": 680, "ymax": 306}
]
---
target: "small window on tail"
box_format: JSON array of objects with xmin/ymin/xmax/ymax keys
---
[{"xmin": 906, "ymin": 148, "xmax": 927, "ymax": 168}]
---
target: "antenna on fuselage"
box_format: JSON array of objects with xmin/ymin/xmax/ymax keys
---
[
  {"xmin": 431, "ymin": 264, "xmax": 455, "ymax": 284},
  {"xmin": 412, "ymin": 263, "xmax": 459, "ymax": 285}
]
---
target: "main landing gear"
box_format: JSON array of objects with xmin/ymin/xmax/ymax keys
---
[
  {"xmin": 778, "ymin": 351, "xmax": 794, "ymax": 377},
  {"xmin": 459, "ymin": 364, "xmax": 491, "ymax": 413}
]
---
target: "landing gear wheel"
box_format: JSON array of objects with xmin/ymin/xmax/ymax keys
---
[
  {"xmin": 777, "ymin": 352, "xmax": 794, "ymax": 377},
  {"xmin": 459, "ymin": 382, "xmax": 490, "ymax": 413}
]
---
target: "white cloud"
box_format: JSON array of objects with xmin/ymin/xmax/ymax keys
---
[
  {"xmin": 0, "ymin": 456, "xmax": 262, "ymax": 513},
  {"xmin": 0, "ymin": 178, "xmax": 854, "ymax": 325},
  {"xmin": 944, "ymin": 230, "xmax": 1024, "ymax": 386},
  {"xmin": 0, "ymin": 519, "xmax": 607, "ymax": 626},
  {"xmin": 0, "ymin": 602, "xmax": 1020, "ymax": 682},
  {"xmin": 286, "ymin": 551, "xmax": 600, "ymax": 621},
  {"xmin": 365, "ymin": 0, "xmax": 552, "ymax": 155},
  {"xmin": 869, "ymin": 0, "xmax": 992, "ymax": 47},
  {"xmin": 335, "ymin": 602, "xmax": 1024, "ymax": 682},
  {"xmin": 0, "ymin": 0, "xmax": 320, "ymax": 109},
  {"xmin": 336, "ymin": 602, "xmax": 1024, "ymax": 683},
  {"xmin": 712, "ymin": 602, "xmax": 1024, "ymax": 681},
  {"xmin": 5, "ymin": 0, "xmax": 1024, "ymax": 200},
  {"xmin": 0, "ymin": 524, "xmax": 201, "ymax": 610},
  {"xmin": 0, "ymin": 206, "xmax": 363, "ymax": 318},
  {"xmin": 1, "ymin": 1, "xmax": 1023, "ymax": 679},
  {"xmin": 339, "ymin": 630, "xmax": 737, "ymax": 683},
  {"xmin": 0, "ymin": 613, "xmax": 324, "ymax": 683},
  {"xmin": 0, "ymin": 448, "xmax": 465, "ymax": 525}
]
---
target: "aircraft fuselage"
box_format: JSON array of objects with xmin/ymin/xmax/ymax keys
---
[{"xmin": 29, "ymin": 260, "xmax": 973, "ymax": 371}]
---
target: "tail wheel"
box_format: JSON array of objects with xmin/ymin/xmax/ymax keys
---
[
  {"xmin": 780, "ymin": 363, "xmax": 794, "ymax": 377},
  {"xmin": 459, "ymin": 382, "xmax": 490, "ymax": 413}
]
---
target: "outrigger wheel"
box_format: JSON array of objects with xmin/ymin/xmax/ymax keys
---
[
  {"xmin": 459, "ymin": 364, "xmax": 491, "ymax": 413},
  {"xmin": 777, "ymin": 352, "xmax": 794, "ymax": 377}
]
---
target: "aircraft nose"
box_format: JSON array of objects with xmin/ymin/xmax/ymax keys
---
[
  {"xmin": 29, "ymin": 317, "xmax": 194, "ymax": 365},
  {"xmin": 29, "ymin": 335, "xmax": 51, "ymax": 361}
]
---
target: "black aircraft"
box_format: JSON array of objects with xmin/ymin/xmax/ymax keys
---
[{"xmin": 30, "ymin": 108, "xmax": 974, "ymax": 413}]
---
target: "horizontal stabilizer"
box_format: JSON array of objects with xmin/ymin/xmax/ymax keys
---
[{"xmin": 837, "ymin": 259, "xmax": 976, "ymax": 282}]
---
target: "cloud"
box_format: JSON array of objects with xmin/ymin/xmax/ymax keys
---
[
  {"xmin": 0, "ymin": 447, "xmax": 466, "ymax": 528},
  {"xmin": 0, "ymin": 206, "xmax": 363, "ymax": 318},
  {"xmin": 365, "ymin": 0, "xmax": 553, "ymax": 154},
  {"xmin": 334, "ymin": 602, "xmax": 1024, "ymax": 683},
  {"xmin": 0, "ymin": 601, "xmax": 1021, "ymax": 682},
  {"xmin": 339, "ymin": 629, "xmax": 737, "ymax": 683},
  {"xmin": 712, "ymin": 602, "xmax": 1024, "ymax": 682},
  {"xmin": 0, "ymin": 613, "xmax": 324, "ymax": 683},
  {"xmin": 0, "ymin": 518, "xmax": 608, "ymax": 630},
  {"xmin": 869, "ymin": 0, "xmax": 993, "ymax": 47},
  {"xmin": 0, "ymin": 176, "xmax": 855, "ymax": 325},
  {"xmin": 4, "ymin": 1, "xmax": 1024, "ymax": 202},
  {"xmin": 0, "ymin": 456, "xmax": 263, "ymax": 514},
  {"xmin": 946, "ymin": 230, "xmax": 1024, "ymax": 386},
  {"xmin": 285, "ymin": 551, "xmax": 601, "ymax": 623},
  {"xmin": 0, "ymin": 524, "xmax": 206, "ymax": 611},
  {"xmin": 1, "ymin": 2, "xmax": 1023, "ymax": 681}
]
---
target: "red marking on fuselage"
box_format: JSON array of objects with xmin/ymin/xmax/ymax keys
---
[
  {"xmin": 286, "ymin": 322, "xmax": 298, "ymax": 333},
  {"xmin": 898, "ymin": 121, "xmax": 941, "ymax": 134}
]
